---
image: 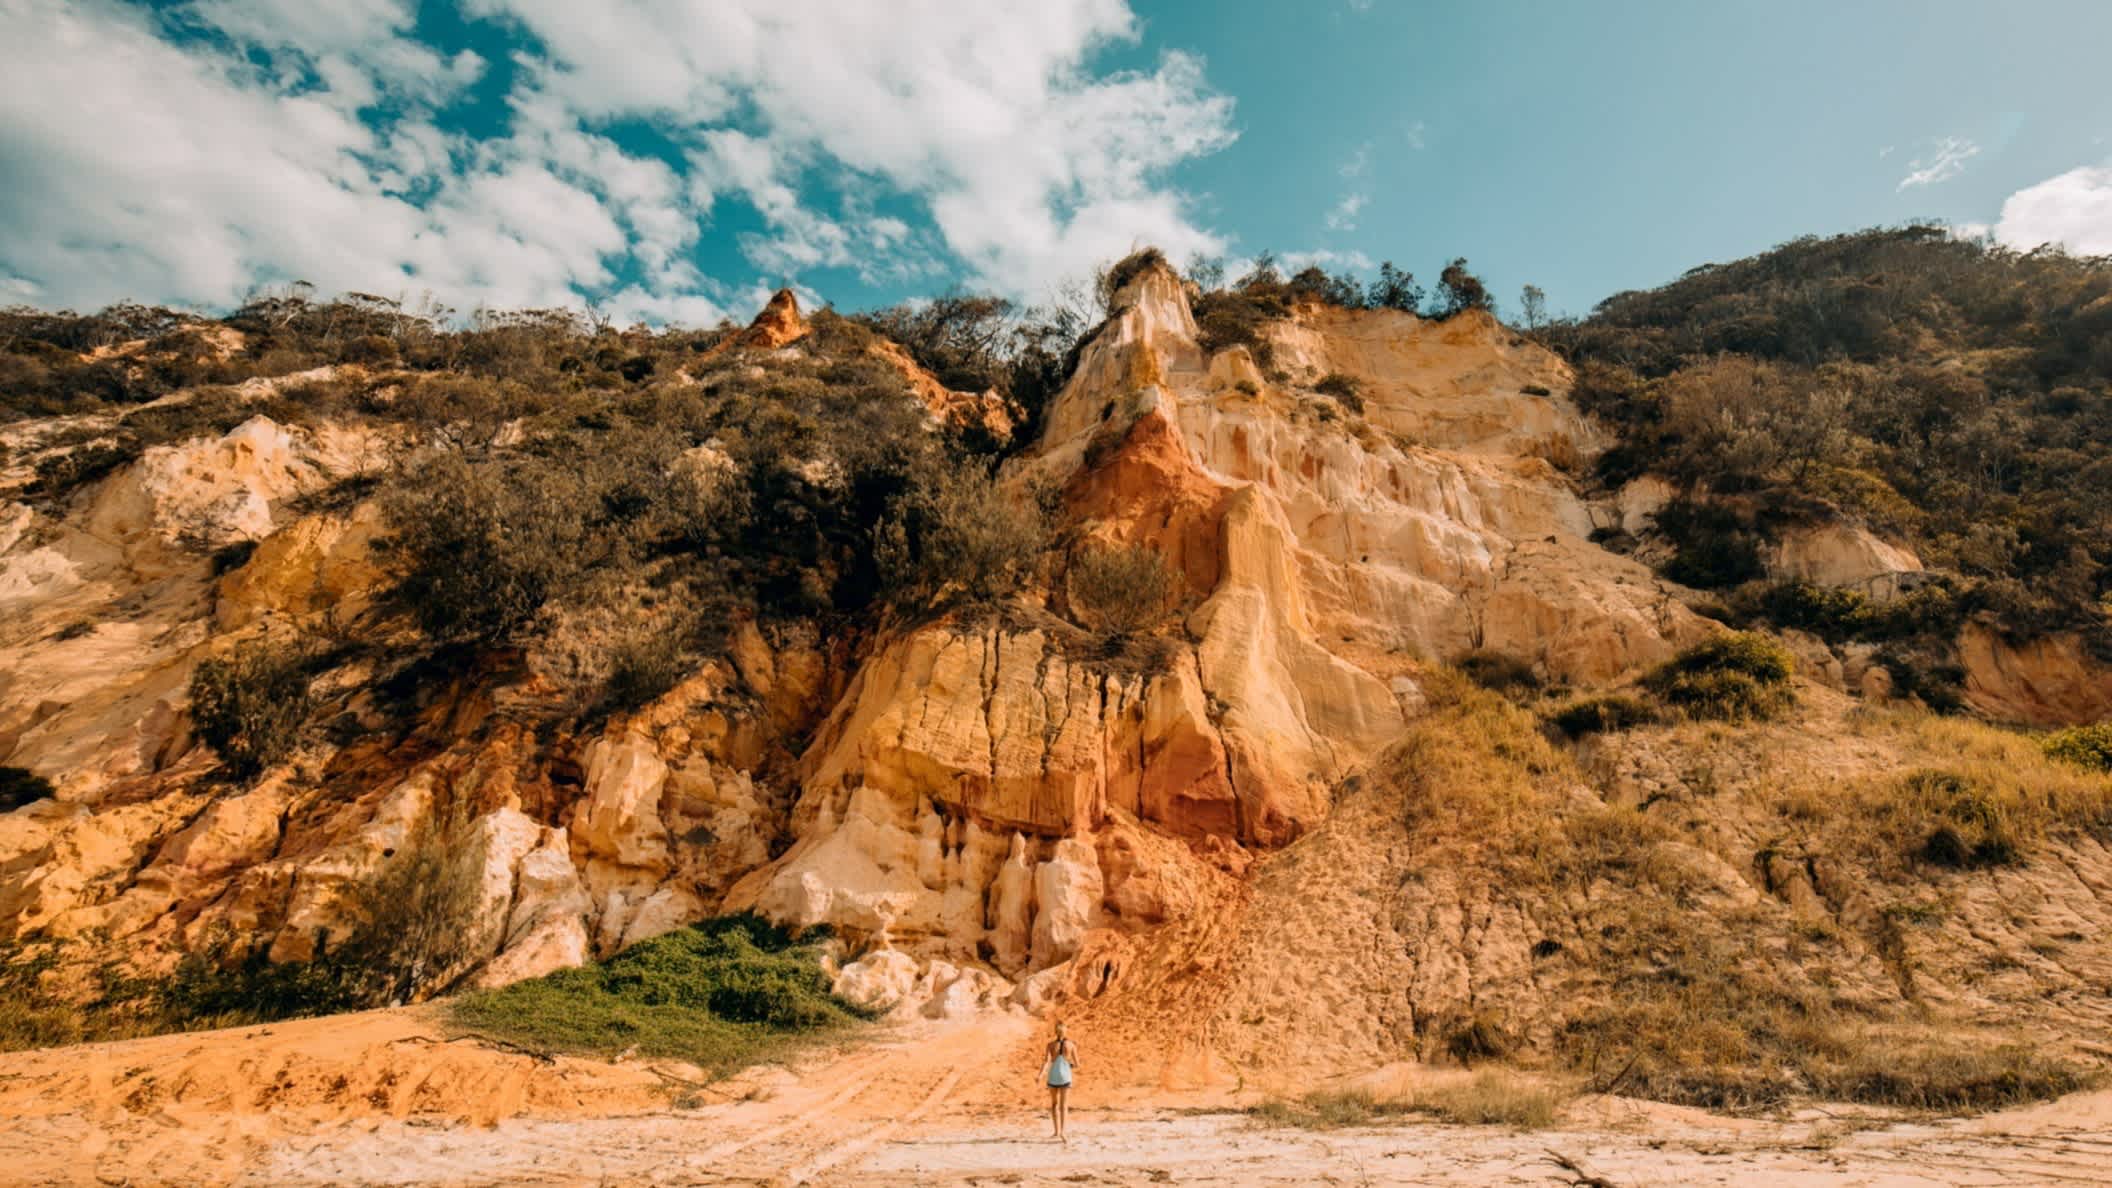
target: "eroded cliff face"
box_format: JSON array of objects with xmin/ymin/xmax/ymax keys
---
[
  {"xmin": 715, "ymin": 264, "xmax": 1720, "ymax": 999},
  {"xmin": 1, "ymin": 261, "xmax": 2104, "ymax": 1034}
]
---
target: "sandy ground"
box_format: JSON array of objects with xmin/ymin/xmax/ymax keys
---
[{"xmin": 2, "ymin": 1008, "xmax": 2111, "ymax": 1186}]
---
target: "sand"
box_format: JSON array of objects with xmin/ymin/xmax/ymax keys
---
[{"xmin": 3, "ymin": 1008, "xmax": 2111, "ymax": 1185}]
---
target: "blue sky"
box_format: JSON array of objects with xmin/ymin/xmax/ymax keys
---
[{"xmin": 3, "ymin": 0, "xmax": 2109, "ymax": 325}]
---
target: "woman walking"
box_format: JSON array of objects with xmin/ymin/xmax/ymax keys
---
[{"xmin": 1041, "ymin": 1021, "xmax": 1079, "ymax": 1142}]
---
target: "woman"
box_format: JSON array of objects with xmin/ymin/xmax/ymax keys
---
[{"xmin": 1041, "ymin": 1020, "xmax": 1079, "ymax": 1142}]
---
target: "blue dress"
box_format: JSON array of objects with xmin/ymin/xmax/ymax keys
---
[{"xmin": 1047, "ymin": 1045, "xmax": 1074, "ymax": 1088}]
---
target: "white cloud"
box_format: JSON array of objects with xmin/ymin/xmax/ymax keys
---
[
  {"xmin": 1985, "ymin": 165, "xmax": 2112, "ymax": 256},
  {"xmin": 1897, "ymin": 135, "xmax": 1981, "ymax": 191},
  {"xmin": 1325, "ymin": 144, "xmax": 1371, "ymax": 232},
  {"xmin": 467, "ymin": 0, "xmax": 1236, "ymax": 299},
  {"xmin": 0, "ymin": 0, "xmax": 1235, "ymax": 317},
  {"xmin": 1274, "ymin": 248, "xmax": 1375, "ymax": 274},
  {"xmin": 0, "ymin": 0, "xmax": 728, "ymax": 322},
  {"xmin": 1325, "ymin": 192, "xmax": 1368, "ymax": 232}
]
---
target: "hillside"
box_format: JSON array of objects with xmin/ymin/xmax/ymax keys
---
[
  {"xmin": 2, "ymin": 240, "xmax": 2111, "ymax": 1129},
  {"xmin": 1545, "ymin": 227, "xmax": 2112, "ymax": 721}
]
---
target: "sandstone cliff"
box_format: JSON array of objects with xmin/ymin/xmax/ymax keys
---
[{"xmin": 2, "ymin": 258, "xmax": 2109, "ymax": 1090}]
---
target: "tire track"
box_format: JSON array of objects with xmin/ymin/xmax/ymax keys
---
[{"xmin": 778, "ymin": 1063, "xmax": 968, "ymax": 1184}]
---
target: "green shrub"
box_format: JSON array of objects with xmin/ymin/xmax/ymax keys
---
[
  {"xmin": 450, "ymin": 916, "xmax": 866, "ymax": 1076},
  {"xmin": 2044, "ymin": 723, "xmax": 2112, "ymax": 773},
  {"xmin": 0, "ymin": 767, "xmax": 56, "ymax": 812},
  {"xmin": 189, "ymin": 639, "xmax": 314, "ymax": 779},
  {"xmin": 1643, "ymin": 632, "xmax": 1795, "ymax": 721},
  {"xmin": 1741, "ymin": 578, "xmax": 1963, "ymax": 644},
  {"xmin": 1548, "ymin": 695, "xmax": 1658, "ymax": 738},
  {"xmin": 1069, "ymin": 544, "xmax": 1178, "ymax": 640}
]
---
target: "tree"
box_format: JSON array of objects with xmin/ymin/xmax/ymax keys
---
[
  {"xmin": 1236, "ymin": 251, "xmax": 1282, "ymax": 290},
  {"xmin": 1519, "ymin": 285, "xmax": 1547, "ymax": 330},
  {"xmin": 1372, "ymin": 262, "xmax": 1424, "ymax": 313},
  {"xmin": 1436, "ymin": 258, "xmax": 1494, "ymax": 318}
]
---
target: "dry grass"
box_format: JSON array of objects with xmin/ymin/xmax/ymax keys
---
[
  {"xmin": 1776, "ymin": 710, "xmax": 2112, "ymax": 875},
  {"xmin": 1249, "ymin": 1072, "xmax": 1570, "ymax": 1131},
  {"xmin": 1372, "ymin": 681, "xmax": 2108, "ymax": 1115}
]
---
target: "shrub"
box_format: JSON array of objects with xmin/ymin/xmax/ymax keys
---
[
  {"xmin": 1099, "ymin": 247, "xmax": 1170, "ymax": 308},
  {"xmin": 1655, "ymin": 499, "xmax": 1766, "ymax": 589},
  {"xmin": 1642, "ymin": 632, "xmax": 1795, "ymax": 721},
  {"xmin": 189, "ymin": 639, "xmax": 314, "ymax": 779},
  {"xmin": 1435, "ymin": 258, "xmax": 1494, "ymax": 318},
  {"xmin": 601, "ymin": 629, "xmax": 691, "ymax": 713},
  {"xmin": 1548, "ymin": 695, "xmax": 1657, "ymax": 738},
  {"xmin": 381, "ymin": 451, "xmax": 596, "ymax": 644},
  {"xmin": 2044, "ymin": 723, "xmax": 2112, "ymax": 773},
  {"xmin": 450, "ymin": 916, "xmax": 866, "ymax": 1076},
  {"xmin": 876, "ymin": 463, "xmax": 1049, "ymax": 614},
  {"xmin": 1454, "ymin": 650, "xmax": 1541, "ymax": 697},
  {"xmin": 1371, "ymin": 262, "xmax": 1423, "ymax": 313},
  {"xmin": 209, "ymin": 538, "xmax": 258, "ymax": 576},
  {"xmin": 1069, "ymin": 544, "xmax": 1178, "ymax": 640},
  {"xmin": 0, "ymin": 767, "xmax": 56, "ymax": 812},
  {"xmin": 1314, "ymin": 372, "xmax": 1364, "ymax": 414},
  {"xmin": 330, "ymin": 806, "xmax": 488, "ymax": 1004},
  {"xmin": 1900, "ymin": 769, "xmax": 2023, "ymax": 868},
  {"xmin": 1874, "ymin": 645, "xmax": 1968, "ymax": 714}
]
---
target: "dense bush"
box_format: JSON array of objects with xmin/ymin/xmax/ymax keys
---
[
  {"xmin": 1548, "ymin": 695, "xmax": 1658, "ymax": 738},
  {"xmin": 1454, "ymin": 649, "xmax": 1543, "ymax": 697},
  {"xmin": 381, "ymin": 451, "xmax": 598, "ymax": 644},
  {"xmin": 2044, "ymin": 723, "xmax": 2112, "ymax": 773},
  {"xmin": 1069, "ymin": 543, "xmax": 1178, "ymax": 640},
  {"xmin": 450, "ymin": 916, "xmax": 866, "ymax": 1075},
  {"xmin": 1642, "ymin": 632, "xmax": 1796, "ymax": 721},
  {"xmin": 1654, "ymin": 499, "xmax": 1767, "ymax": 589},
  {"xmin": 1314, "ymin": 372, "xmax": 1365, "ymax": 414},
  {"xmin": 189, "ymin": 639, "xmax": 314, "ymax": 779},
  {"xmin": 0, "ymin": 767, "xmax": 55, "ymax": 812},
  {"xmin": 876, "ymin": 462, "xmax": 1049, "ymax": 615},
  {"xmin": 1736, "ymin": 578, "xmax": 1963, "ymax": 644}
]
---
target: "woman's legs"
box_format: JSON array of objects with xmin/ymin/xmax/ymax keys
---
[
  {"xmin": 1047, "ymin": 1085, "xmax": 1061, "ymax": 1137},
  {"xmin": 1054, "ymin": 1085, "xmax": 1069, "ymax": 1139}
]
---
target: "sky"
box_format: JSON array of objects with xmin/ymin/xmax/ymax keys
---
[{"xmin": 2, "ymin": 0, "xmax": 2109, "ymax": 326}]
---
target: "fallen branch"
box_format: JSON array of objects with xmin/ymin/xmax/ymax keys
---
[{"xmin": 1544, "ymin": 1149, "xmax": 1621, "ymax": 1188}]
